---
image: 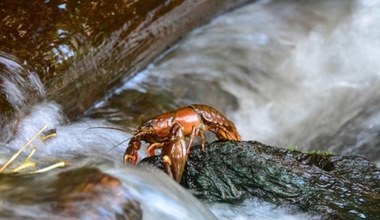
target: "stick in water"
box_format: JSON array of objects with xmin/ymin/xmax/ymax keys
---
[{"xmin": 0, "ymin": 124, "xmax": 48, "ymax": 172}]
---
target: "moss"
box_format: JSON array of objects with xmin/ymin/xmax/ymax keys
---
[{"xmin": 287, "ymin": 145, "xmax": 335, "ymax": 156}]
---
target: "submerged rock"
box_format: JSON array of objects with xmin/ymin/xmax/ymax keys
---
[
  {"xmin": 140, "ymin": 141, "xmax": 380, "ymax": 219},
  {"xmin": 0, "ymin": 163, "xmax": 217, "ymax": 220},
  {"xmin": 0, "ymin": 167, "xmax": 142, "ymax": 219}
]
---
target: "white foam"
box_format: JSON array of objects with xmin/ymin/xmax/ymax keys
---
[
  {"xmin": 209, "ymin": 198, "xmax": 320, "ymax": 220},
  {"xmin": 4, "ymin": 102, "xmax": 131, "ymax": 163}
]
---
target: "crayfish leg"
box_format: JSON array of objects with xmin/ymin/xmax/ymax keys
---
[
  {"xmin": 187, "ymin": 125, "xmax": 203, "ymax": 154},
  {"xmin": 162, "ymin": 155, "xmax": 174, "ymax": 179},
  {"xmin": 199, "ymin": 131, "xmax": 205, "ymax": 152},
  {"xmin": 146, "ymin": 142, "xmax": 164, "ymax": 156}
]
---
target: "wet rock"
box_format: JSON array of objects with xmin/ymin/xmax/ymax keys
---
[
  {"xmin": 0, "ymin": 0, "xmax": 254, "ymax": 119},
  {"xmin": 0, "ymin": 167, "xmax": 142, "ymax": 219},
  {"xmin": 140, "ymin": 140, "xmax": 380, "ymax": 219}
]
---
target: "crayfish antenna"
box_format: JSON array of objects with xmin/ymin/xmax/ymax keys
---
[
  {"xmin": 83, "ymin": 126, "xmax": 134, "ymax": 134},
  {"xmin": 102, "ymin": 137, "xmax": 132, "ymax": 155}
]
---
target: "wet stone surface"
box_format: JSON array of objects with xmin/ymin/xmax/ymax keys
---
[
  {"xmin": 0, "ymin": 0, "xmax": 253, "ymax": 120},
  {"xmin": 0, "ymin": 167, "xmax": 142, "ymax": 220},
  {"xmin": 140, "ymin": 140, "xmax": 380, "ymax": 219}
]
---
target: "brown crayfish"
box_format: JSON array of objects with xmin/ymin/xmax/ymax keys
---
[{"xmin": 124, "ymin": 104, "xmax": 241, "ymax": 182}]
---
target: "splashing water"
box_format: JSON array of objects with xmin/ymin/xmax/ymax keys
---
[
  {"xmin": 97, "ymin": 0, "xmax": 380, "ymax": 165},
  {"xmin": 0, "ymin": 53, "xmax": 46, "ymax": 142},
  {"xmin": 0, "ymin": 101, "xmax": 218, "ymax": 219},
  {"xmin": 0, "ymin": 56, "xmax": 215, "ymax": 218},
  {"xmin": 209, "ymin": 198, "xmax": 320, "ymax": 220},
  {"xmin": 89, "ymin": 0, "xmax": 380, "ymax": 217},
  {"xmin": 1, "ymin": 0, "xmax": 379, "ymax": 219},
  {"xmin": 0, "ymin": 53, "xmax": 45, "ymax": 110}
]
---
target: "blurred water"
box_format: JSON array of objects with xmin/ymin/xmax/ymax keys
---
[
  {"xmin": 209, "ymin": 198, "xmax": 320, "ymax": 220},
  {"xmin": 0, "ymin": 54, "xmax": 45, "ymax": 109},
  {"xmin": 2, "ymin": 0, "xmax": 380, "ymax": 219},
  {"xmin": 0, "ymin": 100, "xmax": 321, "ymax": 219},
  {"xmin": 0, "ymin": 53, "xmax": 46, "ymax": 142},
  {"xmin": 93, "ymin": 0, "xmax": 380, "ymax": 165},
  {"xmin": 0, "ymin": 101, "xmax": 218, "ymax": 219}
]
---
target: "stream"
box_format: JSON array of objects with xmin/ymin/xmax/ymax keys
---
[
  {"xmin": 1, "ymin": 0, "xmax": 380, "ymax": 219},
  {"xmin": 90, "ymin": 0, "xmax": 380, "ymax": 164}
]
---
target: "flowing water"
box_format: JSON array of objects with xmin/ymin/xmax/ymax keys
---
[
  {"xmin": 1, "ymin": 0, "xmax": 380, "ymax": 219},
  {"xmin": 91, "ymin": 0, "xmax": 380, "ymax": 165}
]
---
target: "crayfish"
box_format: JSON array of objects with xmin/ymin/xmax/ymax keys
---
[{"xmin": 124, "ymin": 104, "xmax": 241, "ymax": 182}]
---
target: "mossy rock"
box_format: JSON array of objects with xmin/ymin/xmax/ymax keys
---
[{"xmin": 140, "ymin": 140, "xmax": 380, "ymax": 219}]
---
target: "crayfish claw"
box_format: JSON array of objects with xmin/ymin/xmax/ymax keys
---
[
  {"xmin": 161, "ymin": 123, "xmax": 187, "ymax": 182},
  {"xmin": 123, "ymin": 137, "xmax": 141, "ymax": 165},
  {"xmin": 123, "ymin": 153, "xmax": 137, "ymax": 165}
]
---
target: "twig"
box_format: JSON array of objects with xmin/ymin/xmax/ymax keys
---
[
  {"xmin": 32, "ymin": 161, "xmax": 65, "ymax": 173},
  {"xmin": 0, "ymin": 124, "xmax": 48, "ymax": 172},
  {"xmin": 11, "ymin": 161, "xmax": 36, "ymax": 173},
  {"xmin": 24, "ymin": 147, "xmax": 36, "ymax": 162}
]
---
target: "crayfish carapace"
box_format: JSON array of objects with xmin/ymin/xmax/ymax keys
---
[{"xmin": 124, "ymin": 104, "xmax": 241, "ymax": 182}]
